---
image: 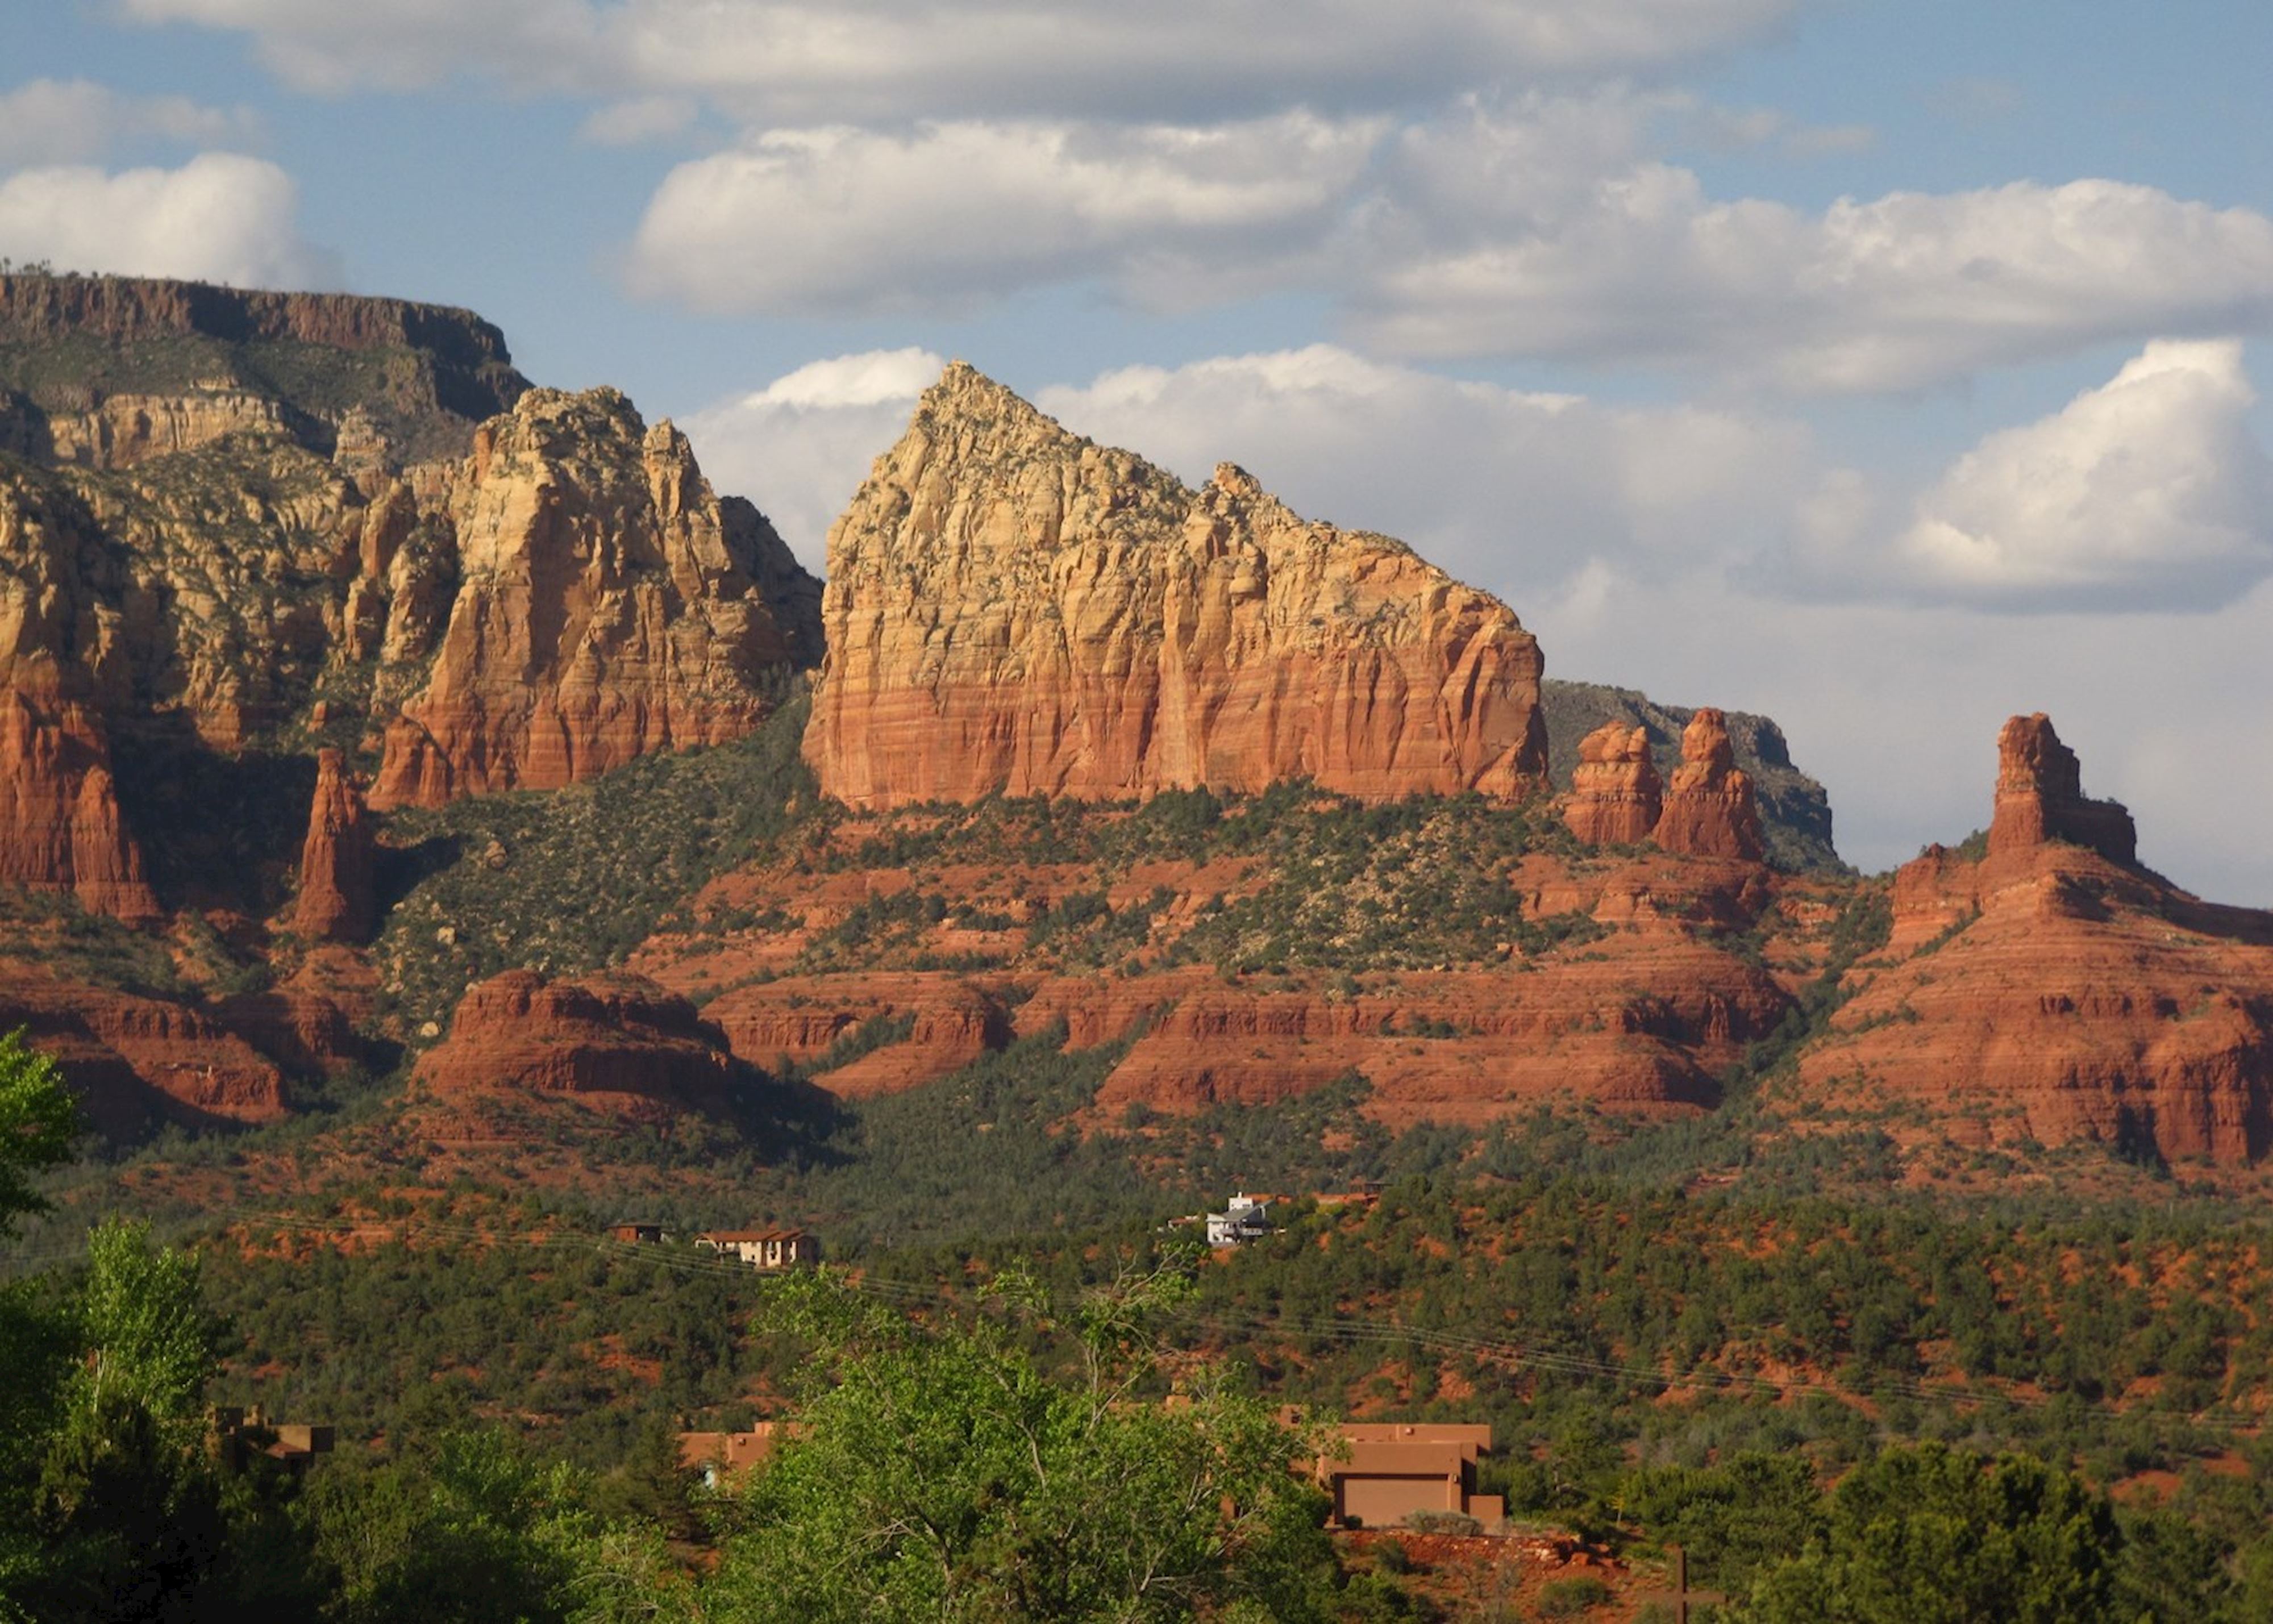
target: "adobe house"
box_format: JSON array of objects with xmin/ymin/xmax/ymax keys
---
[
  {"xmin": 209, "ymin": 1405, "xmax": 335, "ymax": 1476},
  {"xmin": 677, "ymin": 1422, "xmax": 794, "ymax": 1488},
  {"xmin": 1316, "ymin": 1422, "xmax": 1505, "ymax": 1534},
  {"xmin": 695, "ymin": 1226, "xmax": 819, "ymax": 1269}
]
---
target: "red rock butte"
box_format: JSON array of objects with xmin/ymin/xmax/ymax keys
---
[
  {"xmin": 1652, "ymin": 709, "xmax": 1765, "ymax": 861},
  {"xmin": 1562, "ymin": 722, "xmax": 1662, "ymax": 845},
  {"xmin": 802, "ymin": 363, "xmax": 1548, "ymax": 810},
  {"xmin": 1987, "ymin": 711, "xmax": 2137, "ymax": 871},
  {"xmin": 414, "ymin": 969, "xmax": 740, "ymax": 1120},
  {"xmin": 1801, "ymin": 713, "xmax": 2273, "ymax": 1166}
]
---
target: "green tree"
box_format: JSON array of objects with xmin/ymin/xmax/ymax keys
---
[
  {"xmin": 1742, "ymin": 1443, "xmax": 2121, "ymax": 1623},
  {"xmin": 705, "ymin": 1264, "xmax": 1335, "ymax": 1622},
  {"xmin": 0, "ymin": 1031, "xmax": 79, "ymax": 1618},
  {"xmin": 71, "ymin": 1219, "xmax": 219, "ymax": 1433}
]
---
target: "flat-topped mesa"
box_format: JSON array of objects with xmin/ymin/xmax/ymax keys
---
[
  {"xmin": 1562, "ymin": 722, "xmax": 1662, "ymax": 844},
  {"xmin": 0, "ymin": 272, "xmax": 530, "ymax": 469},
  {"xmin": 1652, "ymin": 709, "xmax": 1765, "ymax": 861},
  {"xmin": 293, "ymin": 749, "xmax": 375, "ymax": 943},
  {"xmin": 804, "ymin": 363, "xmax": 1547, "ymax": 809},
  {"xmin": 369, "ymin": 388, "xmax": 807, "ymax": 808},
  {"xmin": 1988, "ymin": 713, "xmax": 2137, "ymax": 867},
  {"xmin": 0, "ymin": 272, "xmax": 517, "ymax": 368}
]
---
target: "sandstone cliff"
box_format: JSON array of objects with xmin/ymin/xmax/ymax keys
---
[
  {"xmin": 0, "ymin": 272, "xmax": 528, "ymax": 467},
  {"xmin": 804, "ymin": 363, "xmax": 1547, "ymax": 809},
  {"xmin": 1798, "ymin": 714, "xmax": 2273, "ymax": 1166},
  {"xmin": 370, "ymin": 389, "xmax": 805, "ymax": 806}
]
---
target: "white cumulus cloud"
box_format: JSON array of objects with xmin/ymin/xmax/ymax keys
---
[
  {"xmin": 1892, "ymin": 339, "xmax": 2273, "ymax": 611},
  {"xmin": 1351, "ymin": 137, "xmax": 2273, "ymax": 393},
  {"xmin": 0, "ymin": 78, "xmax": 261, "ymax": 168},
  {"xmin": 119, "ymin": 0, "xmax": 1799, "ymax": 116},
  {"xmin": 680, "ymin": 348, "xmax": 947, "ymax": 569},
  {"xmin": 0, "ymin": 153, "xmax": 341, "ymax": 288},
  {"xmin": 1034, "ymin": 345, "xmax": 1814, "ymax": 590},
  {"xmin": 626, "ymin": 114, "xmax": 1381, "ymax": 315}
]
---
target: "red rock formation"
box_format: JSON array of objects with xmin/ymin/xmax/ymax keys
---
[
  {"xmin": 0, "ymin": 689, "xmax": 160, "ymax": 922},
  {"xmin": 1652, "ymin": 709, "xmax": 1764, "ymax": 861},
  {"xmin": 414, "ymin": 969, "xmax": 739, "ymax": 1118},
  {"xmin": 0, "ymin": 965, "xmax": 286, "ymax": 1135},
  {"xmin": 293, "ymin": 748, "xmax": 375, "ymax": 942},
  {"xmin": 1563, "ymin": 723, "xmax": 1662, "ymax": 844},
  {"xmin": 804, "ymin": 364, "xmax": 1547, "ymax": 810},
  {"xmin": 1800, "ymin": 717, "xmax": 2273, "ymax": 1166},
  {"xmin": 702, "ymin": 973, "xmax": 1012, "ymax": 1098},
  {"xmin": 370, "ymin": 390, "xmax": 799, "ymax": 807},
  {"xmin": 1987, "ymin": 712, "xmax": 2137, "ymax": 869}
]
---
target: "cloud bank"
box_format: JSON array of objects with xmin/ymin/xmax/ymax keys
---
[{"xmin": 0, "ymin": 152, "xmax": 339, "ymax": 287}]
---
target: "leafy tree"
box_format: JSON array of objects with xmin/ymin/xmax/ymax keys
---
[
  {"xmin": 0, "ymin": 1028, "xmax": 77, "ymax": 1232},
  {"xmin": 0, "ymin": 1031, "xmax": 78, "ymax": 1618},
  {"xmin": 705, "ymin": 1263, "xmax": 1336, "ymax": 1622},
  {"xmin": 70, "ymin": 1219, "xmax": 219, "ymax": 1433},
  {"xmin": 1742, "ymin": 1443, "xmax": 2121, "ymax": 1623}
]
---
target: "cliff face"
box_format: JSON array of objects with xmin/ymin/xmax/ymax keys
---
[
  {"xmin": 370, "ymin": 390, "xmax": 804, "ymax": 807},
  {"xmin": 804, "ymin": 363, "xmax": 1547, "ymax": 809},
  {"xmin": 1799, "ymin": 715, "xmax": 2273, "ymax": 1167},
  {"xmin": 0, "ymin": 294, "xmax": 819, "ymax": 903},
  {"xmin": 0, "ymin": 272, "xmax": 528, "ymax": 467}
]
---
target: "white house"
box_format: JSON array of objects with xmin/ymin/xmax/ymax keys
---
[
  {"xmin": 1206, "ymin": 1194, "xmax": 1273, "ymax": 1248},
  {"xmin": 696, "ymin": 1227, "xmax": 820, "ymax": 1269}
]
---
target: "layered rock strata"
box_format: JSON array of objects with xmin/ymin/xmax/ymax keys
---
[
  {"xmin": 414, "ymin": 969, "xmax": 740, "ymax": 1118},
  {"xmin": 1562, "ymin": 723, "xmax": 1661, "ymax": 844},
  {"xmin": 1, "ymin": 272, "xmax": 529, "ymax": 465},
  {"xmin": 804, "ymin": 363, "xmax": 1547, "ymax": 809},
  {"xmin": 293, "ymin": 748, "xmax": 374, "ymax": 942},
  {"xmin": 0, "ymin": 965, "xmax": 286, "ymax": 1135},
  {"xmin": 1652, "ymin": 710, "xmax": 1765, "ymax": 861}
]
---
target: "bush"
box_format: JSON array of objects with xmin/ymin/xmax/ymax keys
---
[{"xmin": 1537, "ymin": 1573, "xmax": 1614, "ymax": 1615}]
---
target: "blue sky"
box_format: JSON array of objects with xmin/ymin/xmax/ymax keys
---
[{"xmin": 5, "ymin": 1, "xmax": 2271, "ymax": 899}]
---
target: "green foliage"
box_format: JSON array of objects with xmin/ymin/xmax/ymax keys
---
[
  {"xmin": 1622, "ymin": 1453, "xmax": 1824, "ymax": 1595},
  {"xmin": 72, "ymin": 1220, "xmax": 220, "ymax": 1432},
  {"xmin": 707, "ymin": 1268, "xmax": 1336, "ymax": 1622},
  {"xmin": 1537, "ymin": 1573, "xmax": 1615, "ymax": 1615},
  {"xmin": 1741, "ymin": 1443, "xmax": 2121, "ymax": 1623},
  {"xmin": 377, "ymin": 692, "xmax": 817, "ymax": 1038},
  {"xmin": 0, "ymin": 1029, "xmax": 78, "ymax": 1234}
]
